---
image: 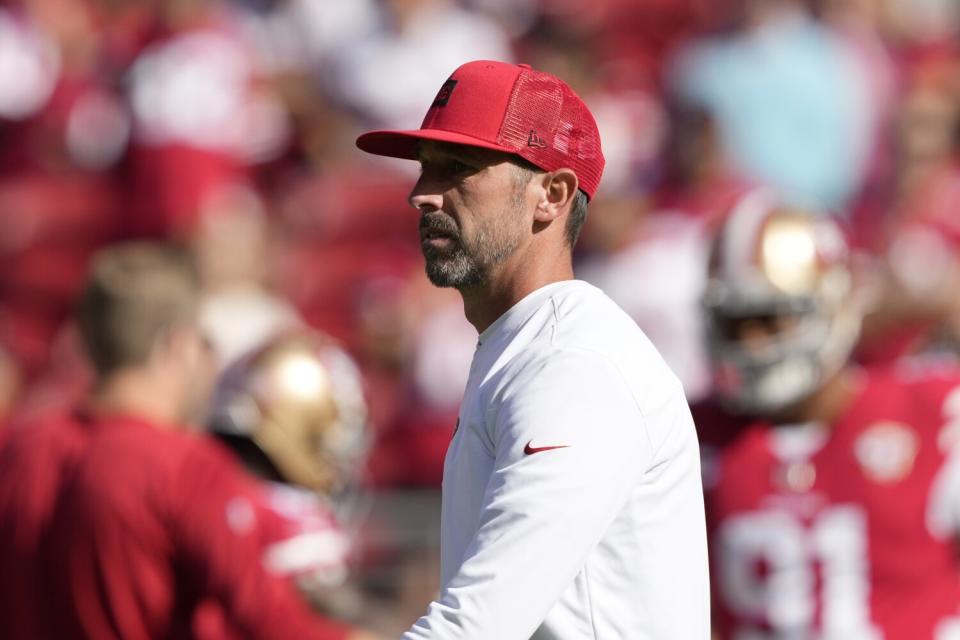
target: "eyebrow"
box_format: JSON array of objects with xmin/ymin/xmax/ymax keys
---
[
  {"xmin": 417, "ymin": 143, "xmax": 499, "ymax": 166},
  {"xmin": 418, "ymin": 144, "xmax": 468, "ymax": 163}
]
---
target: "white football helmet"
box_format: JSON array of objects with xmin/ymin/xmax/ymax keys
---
[{"xmin": 703, "ymin": 191, "xmax": 863, "ymax": 415}]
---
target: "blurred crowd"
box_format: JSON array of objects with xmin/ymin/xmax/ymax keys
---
[{"xmin": 4, "ymin": 0, "xmax": 960, "ymax": 635}]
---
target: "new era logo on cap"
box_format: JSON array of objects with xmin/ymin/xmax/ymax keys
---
[{"xmin": 355, "ymin": 60, "xmax": 605, "ymax": 199}]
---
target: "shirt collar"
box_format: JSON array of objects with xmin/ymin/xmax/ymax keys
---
[{"xmin": 477, "ymin": 280, "xmax": 583, "ymax": 350}]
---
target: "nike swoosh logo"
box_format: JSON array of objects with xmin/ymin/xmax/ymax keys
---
[{"xmin": 523, "ymin": 441, "xmax": 570, "ymax": 455}]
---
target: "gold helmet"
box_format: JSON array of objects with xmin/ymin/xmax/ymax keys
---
[
  {"xmin": 703, "ymin": 191, "xmax": 862, "ymax": 414},
  {"xmin": 211, "ymin": 330, "xmax": 369, "ymax": 496}
]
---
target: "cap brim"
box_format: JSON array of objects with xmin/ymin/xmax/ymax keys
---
[{"xmin": 356, "ymin": 128, "xmax": 514, "ymax": 160}]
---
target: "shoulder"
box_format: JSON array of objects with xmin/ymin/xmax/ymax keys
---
[
  {"xmin": 0, "ymin": 413, "xmax": 89, "ymax": 476},
  {"xmin": 83, "ymin": 426, "xmax": 258, "ymax": 527},
  {"xmin": 77, "ymin": 420, "xmax": 247, "ymax": 494},
  {"xmin": 546, "ymin": 281, "xmax": 678, "ymax": 384},
  {"xmin": 487, "ymin": 282, "xmax": 686, "ymax": 429},
  {"xmin": 861, "ymin": 358, "xmax": 960, "ymax": 411},
  {"xmin": 493, "ymin": 341, "xmax": 690, "ymax": 457},
  {"xmin": 172, "ymin": 432, "xmax": 253, "ymax": 488},
  {"xmin": 690, "ymin": 399, "xmax": 766, "ymax": 488},
  {"xmin": 690, "ymin": 399, "xmax": 757, "ymax": 447},
  {"xmin": 1, "ymin": 412, "xmax": 86, "ymax": 450},
  {"xmin": 491, "ymin": 344, "xmax": 632, "ymax": 421},
  {"xmin": 846, "ymin": 361, "xmax": 960, "ymax": 458},
  {"xmin": 83, "ymin": 418, "xmax": 191, "ymax": 464},
  {"xmin": 498, "ymin": 341, "xmax": 678, "ymax": 420},
  {"xmin": 548, "ymin": 281, "xmax": 642, "ymax": 338}
]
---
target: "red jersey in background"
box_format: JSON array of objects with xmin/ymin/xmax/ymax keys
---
[
  {"xmin": 0, "ymin": 412, "xmax": 90, "ymax": 639},
  {"xmin": 256, "ymin": 481, "xmax": 353, "ymax": 589},
  {"xmin": 696, "ymin": 361, "xmax": 960, "ymax": 639},
  {"xmin": 40, "ymin": 415, "xmax": 350, "ymax": 640}
]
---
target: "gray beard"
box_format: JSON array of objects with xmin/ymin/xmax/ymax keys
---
[
  {"xmin": 423, "ymin": 225, "xmax": 519, "ymax": 289},
  {"xmin": 424, "ymin": 245, "xmax": 484, "ymax": 288}
]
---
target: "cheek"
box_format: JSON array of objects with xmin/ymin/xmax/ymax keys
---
[
  {"xmin": 445, "ymin": 191, "xmax": 480, "ymax": 237},
  {"xmin": 458, "ymin": 183, "xmax": 515, "ymax": 229},
  {"xmin": 187, "ymin": 339, "xmax": 217, "ymax": 387}
]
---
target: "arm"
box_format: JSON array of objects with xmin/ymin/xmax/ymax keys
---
[
  {"xmin": 404, "ymin": 350, "xmax": 660, "ymax": 639},
  {"xmin": 174, "ymin": 439, "xmax": 356, "ymax": 640}
]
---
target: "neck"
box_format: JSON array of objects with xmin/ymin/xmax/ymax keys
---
[
  {"xmin": 772, "ymin": 365, "xmax": 863, "ymax": 426},
  {"xmin": 459, "ymin": 248, "xmax": 574, "ymax": 333},
  {"xmin": 88, "ymin": 367, "xmax": 184, "ymax": 427}
]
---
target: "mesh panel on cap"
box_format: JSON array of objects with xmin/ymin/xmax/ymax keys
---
[
  {"xmin": 500, "ymin": 72, "xmax": 563, "ymax": 151},
  {"xmin": 498, "ymin": 69, "xmax": 603, "ymax": 198}
]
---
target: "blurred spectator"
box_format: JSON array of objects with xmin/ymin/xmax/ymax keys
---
[
  {"xmin": 328, "ymin": 0, "xmax": 513, "ymax": 128},
  {"xmin": 876, "ymin": 0, "xmax": 960, "ymax": 45},
  {"xmin": 578, "ymin": 200, "xmax": 712, "ymax": 401},
  {"xmin": 0, "ymin": 2, "xmax": 127, "ymax": 386},
  {"xmin": 670, "ymin": 0, "xmax": 876, "ymax": 211},
  {"xmin": 408, "ymin": 286, "xmax": 475, "ymax": 419},
  {"xmin": 124, "ymin": 0, "xmax": 289, "ymax": 238},
  {"xmin": 0, "ymin": 7, "xmax": 58, "ymax": 126},
  {"xmin": 193, "ymin": 183, "xmax": 303, "ymax": 369},
  {"xmin": 231, "ymin": 0, "xmax": 381, "ymax": 75},
  {"xmin": 589, "ymin": 88, "xmax": 668, "ymax": 195},
  {"xmin": 368, "ymin": 280, "xmax": 473, "ymax": 486},
  {"xmin": 853, "ymin": 47, "xmax": 960, "ymax": 363}
]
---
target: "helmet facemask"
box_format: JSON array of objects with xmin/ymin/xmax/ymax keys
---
[{"xmin": 705, "ymin": 201, "xmax": 862, "ymax": 416}]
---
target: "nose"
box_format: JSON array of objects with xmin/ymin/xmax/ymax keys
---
[
  {"xmin": 738, "ymin": 319, "xmax": 775, "ymax": 356},
  {"xmin": 408, "ymin": 176, "xmax": 443, "ymax": 212}
]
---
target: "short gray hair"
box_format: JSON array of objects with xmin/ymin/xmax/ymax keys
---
[{"xmin": 510, "ymin": 159, "xmax": 589, "ymax": 249}]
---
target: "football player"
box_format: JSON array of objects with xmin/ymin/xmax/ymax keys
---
[
  {"xmin": 696, "ymin": 191, "xmax": 960, "ymax": 639},
  {"xmin": 209, "ymin": 329, "xmax": 371, "ymax": 610}
]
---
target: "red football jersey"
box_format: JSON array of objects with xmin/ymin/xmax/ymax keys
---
[
  {"xmin": 256, "ymin": 482, "xmax": 353, "ymax": 588},
  {"xmin": 696, "ymin": 361, "xmax": 960, "ymax": 639},
  {"xmin": 40, "ymin": 415, "xmax": 350, "ymax": 640},
  {"xmin": 190, "ymin": 477, "xmax": 356, "ymax": 640},
  {"xmin": 0, "ymin": 412, "xmax": 91, "ymax": 640}
]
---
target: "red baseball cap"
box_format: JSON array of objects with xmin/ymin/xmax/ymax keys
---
[{"xmin": 356, "ymin": 60, "xmax": 605, "ymax": 199}]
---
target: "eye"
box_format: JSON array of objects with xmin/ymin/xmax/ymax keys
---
[
  {"xmin": 417, "ymin": 156, "xmax": 477, "ymax": 177},
  {"xmin": 448, "ymin": 159, "xmax": 473, "ymax": 174},
  {"xmin": 443, "ymin": 158, "xmax": 477, "ymax": 176}
]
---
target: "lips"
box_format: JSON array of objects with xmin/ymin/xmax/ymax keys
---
[
  {"xmin": 421, "ymin": 232, "xmax": 457, "ymax": 253},
  {"xmin": 419, "ymin": 214, "xmax": 459, "ymax": 245},
  {"xmin": 421, "ymin": 229, "xmax": 455, "ymax": 242}
]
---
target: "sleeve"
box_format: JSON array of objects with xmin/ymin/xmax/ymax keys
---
[
  {"xmin": 403, "ymin": 349, "xmax": 657, "ymax": 639},
  {"xmin": 172, "ymin": 439, "xmax": 352, "ymax": 640}
]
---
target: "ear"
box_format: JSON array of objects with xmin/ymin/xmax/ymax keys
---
[
  {"xmin": 153, "ymin": 323, "xmax": 209, "ymax": 372},
  {"xmin": 533, "ymin": 169, "xmax": 579, "ymax": 224}
]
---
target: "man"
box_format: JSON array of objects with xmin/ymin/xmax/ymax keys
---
[
  {"xmin": 356, "ymin": 60, "xmax": 709, "ymax": 639},
  {"xmin": 696, "ymin": 195, "xmax": 960, "ymax": 638},
  {"xmin": 0, "ymin": 243, "xmax": 375, "ymax": 639}
]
